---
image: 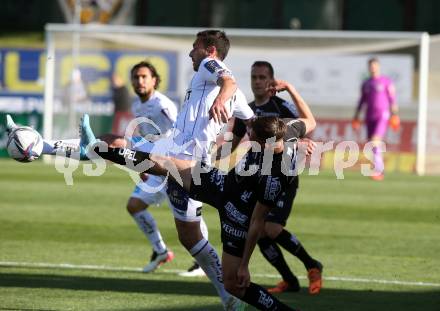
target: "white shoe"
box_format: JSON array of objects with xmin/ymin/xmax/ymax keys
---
[
  {"xmin": 178, "ymin": 262, "xmax": 206, "ymax": 277},
  {"xmin": 224, "ymin": 296, "xmax": 246, "ymax": 311},
  {"xmin": 142, "ymin": 250, "xmax": 174, "ymax": 273}
]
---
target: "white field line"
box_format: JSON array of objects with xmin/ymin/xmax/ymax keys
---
[{"xmin": 1, "ymin": 261, "xmax": 439, "ymax": 288}]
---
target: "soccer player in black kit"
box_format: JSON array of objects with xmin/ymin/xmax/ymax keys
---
[{"xmin": 230, "ymin": 61, "xmax": 323, "ymax": 295}]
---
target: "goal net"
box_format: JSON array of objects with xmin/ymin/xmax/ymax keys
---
[{"xmin": 43, "ymin": 24, "xmax": 438, "ymax": 175}]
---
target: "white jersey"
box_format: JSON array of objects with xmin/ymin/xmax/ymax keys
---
[
  {"xmin": 131, "ymin": 91, "xmax": 178, "ymax": 141},
  {"xmin": 129, "ymin": 91, "xmax": 177, "ymax": 203},
  {"xmin": 173, "ymin": 57, "xmax": 254, "ymax": 162}
]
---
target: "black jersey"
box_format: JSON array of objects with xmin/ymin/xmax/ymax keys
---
[
  {"xmin": 190, "ymin": 120, "xmax": 306, "ymax": 256},
  {"xmin": 232, "ymin": 96, "xmax": 299, "ymax": 138}
]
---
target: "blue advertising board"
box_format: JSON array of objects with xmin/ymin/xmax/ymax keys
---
[{"xmin": 0, "ymin": 48, "xmax": 178, "ymax": 157}]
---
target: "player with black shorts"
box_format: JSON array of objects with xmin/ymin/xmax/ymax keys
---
[
  {"xmin": 191, "ymin": 134, "xmax": 299, "ymax": 259},
  {"xmin": 229, "ymin": 61, "xmax": 323, "ymax": 295}
]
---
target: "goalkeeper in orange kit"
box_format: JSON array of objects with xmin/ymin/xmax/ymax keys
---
[{"xmin": 352, "ymin": 58, "xmax": 400, "ymax": 180}]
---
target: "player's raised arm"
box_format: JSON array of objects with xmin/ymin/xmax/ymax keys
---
[{"xmin": 269, "ymin": 79, "xmax": 316, "ymax": 135}]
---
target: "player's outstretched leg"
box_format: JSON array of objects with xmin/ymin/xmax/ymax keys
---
[
  {"xmin": 79, "ymin": 114, "xmax": 98, "ymax": 160},
  {"xmin": 6, "ymin": 114, "xmax": 81, "ymax": 158}
]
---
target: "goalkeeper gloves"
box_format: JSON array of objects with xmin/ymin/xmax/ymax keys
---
[
  {"xmin": 351, "ymin": 119, "xmax": 361, "ymax": 131},
  {"xmin": 389, "ymin": 114, "xmax": 400, "ymax": 132}
]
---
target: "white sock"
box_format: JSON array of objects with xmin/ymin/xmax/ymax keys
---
[
  {"xmin": 132, "ymin": 210, "xmax": 167, "ymax": 254},
  {"xmin": 200, "ymin": 216, "xmax": 209, "ymax": 240},
  {"xmin": 43, "ymin": 139, "xmax": 80, "ymax": 155},
  {"xmin": 190, "ymin": 238, "xmax": 231, "ymax": 306}
]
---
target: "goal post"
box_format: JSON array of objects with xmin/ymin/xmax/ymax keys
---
[
  {"xmin": 43, "ymin": 24, "xmax": 438, "ymax": 175},
  {"xmin": 425, "ymin": 35, "xmax": 440, "ymax": 175},
  {"xmin": 416, "ymin": 32, "xmax": 430, "ymax": 176}
]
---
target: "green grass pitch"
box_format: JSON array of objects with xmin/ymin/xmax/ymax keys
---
[{"xmin": 0, "ymin": 159, "xmax": 439, "ymax": 310}]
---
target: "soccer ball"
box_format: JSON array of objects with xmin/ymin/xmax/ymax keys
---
[{"xmin": 6, "ymin": 127, "xmax": 44, "ymax": 162}]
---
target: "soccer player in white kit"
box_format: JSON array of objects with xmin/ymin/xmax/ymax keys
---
[
  {"xmin": 124, "ymin": 61, "xmax": 177, "ymax": 272},
  {"xmin": 112, "ymin": 30, "xmax": 253, "ymax": 310},
  {"xmin": 159, "ymin": 30, "xmax": 254, "ymax": 310},
  {"xmin": 125, "ymin": 60, "xmax": 222, "ymax": 275},
  {"xmin": 75, "ymin": 30, "xmax": 254, "ymax": 310}
]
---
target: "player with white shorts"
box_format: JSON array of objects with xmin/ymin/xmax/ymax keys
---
[
  {"xmin": 125, "ymin": 67, "xmax": 178, "ymax": 272},
  {"xmin": 132, "ymin": 30, "xmax": 254, "ymax": 310}
]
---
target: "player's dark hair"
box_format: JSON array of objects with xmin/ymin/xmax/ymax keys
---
[
  {"xmin": 130, "ymin": 60, "xmax": 161, "ymax": 89},
  {"xmin": 252, "ymin": 61, "xmax": 274, "ymax": 78},
  {"xmin": 250, "ymin": 116, "xmax": 286, "ymax": 142},
  {"xmin": 368, "ymin": 57, "xmax": 379, "ymax": 65},
  {"xmin": 196, "ymin": 30, "xmax": 230, "ymax": 60}
]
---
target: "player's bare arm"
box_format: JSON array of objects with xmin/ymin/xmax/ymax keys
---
[
  {"xmin": 299, "ymin": 137, "xmax": 317, "ymax": 156},
  {"xmin": 270, "ymin": 80, "xmax": 316, "ymax": 134},
  {"xmin": 210, "ymin": 75, "xmax": 237, "ymax": 123},
  {"xmin": 237, "ymin": 201, "xmax": 271, "ymax": 289}
]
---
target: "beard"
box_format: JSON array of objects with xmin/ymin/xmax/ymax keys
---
[{"xmin": 134, "ymin": 88, "xmax": 147, "ymax": 97}]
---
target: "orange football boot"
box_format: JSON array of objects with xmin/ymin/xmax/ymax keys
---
[{"xmin": 307, "ymin": 261, "xmax": 323, "ymax": 295}]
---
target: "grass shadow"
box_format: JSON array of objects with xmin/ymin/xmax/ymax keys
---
[
  {"xmin": 0, "ymin": 272, "xmax": 216, "ymax": 297},
  {"xmin": 0, "ymin": 272, "xmax": 439, "ymax": 310}
]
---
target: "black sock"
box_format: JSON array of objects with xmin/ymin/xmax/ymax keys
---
[
  {"xmin": 258, "ymin": 237, "xmax": 299, "ymax": 287},
  {"xmin": 93, "ymin": 146, "xmax": 152, "ymax": 171},
  {"xmin": 275, "ymin": 229, "xmax": 316, "ymax": 270},
  {"xmin": 241, "ymin": 282, "xmax": 296, "ymax": 311}
]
